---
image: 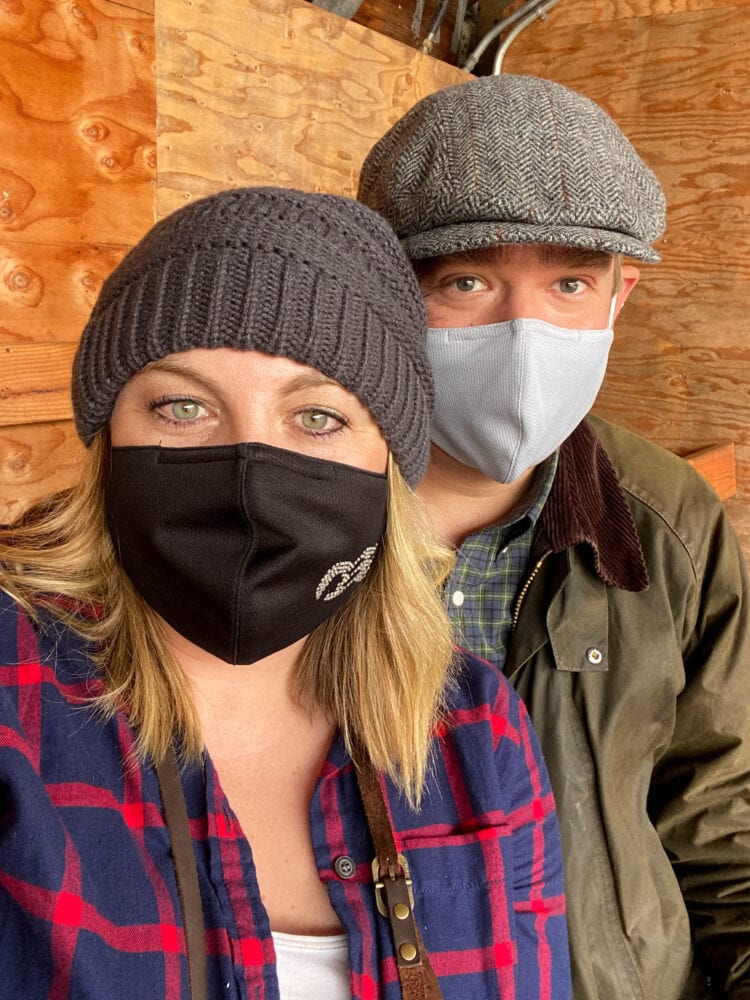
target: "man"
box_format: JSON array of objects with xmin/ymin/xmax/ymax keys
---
[{"xmin": 358, "ymin": 74, "xmax": 750, "ymax": 999}]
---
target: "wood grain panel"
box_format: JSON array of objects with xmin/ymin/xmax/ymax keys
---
[
  {"xmin": 0, "ymin": 243, "xmax": 129, "ymax": 345},
  {"xmin": 0, "ymin": 420, "xmax": 85, "ymax": 524},
  {"xmin": 0, "ymin": 0, "xmax": 156, "ymax": 245},
  {"xmin": 156, "ymin": 0, "xmax": 470, "ymax": 216},
  {"xmin": 726, "ymin": 499, "xmax": 750, "ymax": 557},
  {"xmin": 0, "ymin": 0, "xmax": 156, "ymax": 514},
  {"xmin": 0, "ymin": 344, "xmax": 77, "ymax": 425},
  {"xmin": 119, "ymin": 0, "xmax": 155, "ymax": 14},
  {"xmin": 352, "ymin": 0, "xmax": 462, "ymax": 67},
  {"xmin": 550, "ymin": 0, "xmax": 747, "ymax": 25},
  {"xmin": 685, "ymin": 441, "xmax": 737, "ymax": 501},
  {"xmin": 504, "ymin": 5, "xmax": 750, "ymax": 554}
]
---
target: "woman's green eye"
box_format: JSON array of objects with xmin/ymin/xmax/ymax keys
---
[
  {"xmin": 170, "ymin": 401, "xmax": 201, "ymax": 421},
  {"xmin": 300, "ymin": 410, "xmax": 330, "ymax": 431}
]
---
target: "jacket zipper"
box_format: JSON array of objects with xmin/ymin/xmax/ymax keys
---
[{"xmin": 511, "ymin": 554, "xmax": 548, "ymax": 632}]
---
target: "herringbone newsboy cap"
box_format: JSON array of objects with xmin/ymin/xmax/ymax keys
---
[{"xmin": 358, "ymin": 74, "xmax": 666, "ymax": 263}]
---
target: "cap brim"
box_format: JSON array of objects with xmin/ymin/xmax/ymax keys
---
[{"xmin": 401, "ymin": 219, "xmax": 661, "ymax": 264}]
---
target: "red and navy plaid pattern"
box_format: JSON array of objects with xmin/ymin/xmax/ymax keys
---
[{"xmin": 0, "ymin": 591, "xmax": 570, "ymax": 999}]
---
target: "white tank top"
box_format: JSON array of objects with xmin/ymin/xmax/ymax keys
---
[{"xmin": 272, "ymin": 931, "xmax": 351, "ymax": 1000}]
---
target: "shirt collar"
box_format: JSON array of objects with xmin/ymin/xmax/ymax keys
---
[
  {"xmin": 458, "ymin": 452, "xmax": 558, "ymax": 571},
  {"xmin": 538, "ymin": 419, "xmax": 649, "ymax": 592}
]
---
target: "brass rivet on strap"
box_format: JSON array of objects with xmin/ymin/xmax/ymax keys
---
[
  {"xmin": 392, "ymin": 902, "xmax": 410, "ymax": 920},
  {"xmin": 399, "ymin": 942, "xmax": 417, "ymax": 962}
]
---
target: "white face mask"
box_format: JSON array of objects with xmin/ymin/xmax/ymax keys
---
[{"xmin": 426, "ymin": 303, "xmax": 616, "ymax": 483}]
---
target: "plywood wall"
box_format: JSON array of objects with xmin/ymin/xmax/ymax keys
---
[
  {"xmin": 0, "ymin": 0, "xmax": 156, "ymax": 523},
  {"xmin": 156, "ymin": 0, "xmax": 468, "ymax": 217},
  {"xmin": 502, "ymin": 0, "xmax": 750, "ymax": 550},
  {"xmin": 4, "ymin": 0, "xmax": 750, "ymax": 565},
  {"xmin": 0, "ymin": 0, "xmax": 467, "ymax": 523}
]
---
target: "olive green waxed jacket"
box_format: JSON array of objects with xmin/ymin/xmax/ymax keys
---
[{"xmin": 505, "ymin": 416, "xmax": 750, "ymax": 1000}]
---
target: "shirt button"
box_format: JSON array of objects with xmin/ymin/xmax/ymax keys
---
[
  {"xmin": 451, "ymin": 590, "xmax": 465, "ymax": 607},
  {"xmin": 333, "ymin": 855, "xmax": 356, "ymax": 879},
  {"xmin": 586, "ymin": 647, "xmax": 603, "ymax": 665}
]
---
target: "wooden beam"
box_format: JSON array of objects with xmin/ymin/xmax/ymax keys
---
[
  {"xmin": 0, "ymin": 344, "xmax": 77, "ymax": 427},
  {"xmin": 685, "ymin": 441, "xmax": 737, "ymax": 501}
]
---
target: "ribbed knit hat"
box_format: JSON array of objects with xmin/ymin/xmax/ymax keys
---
[
  {"xmin": 358, "ymin": 74, "xmax": 666, "ymax": 263},
  {"xmin": 72, "ymin": 187, "xmax": 433, "ymax": 485}
]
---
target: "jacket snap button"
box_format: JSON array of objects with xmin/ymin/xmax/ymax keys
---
[
  {"xmin": 333, "ymin": 855, "xmax": 356, "ymax": 879},
  {"xmin": 586, "ymin": 647, "xmax": 603, "ymax": 665}
]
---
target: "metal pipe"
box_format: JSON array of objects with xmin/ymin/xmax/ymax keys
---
[
  {"xmin": 492, "ymin": 0, "xmax": 560, "ymax": 74},
  {"xmin": 420, "ymin": 0, "xmax": 452, "ymax": 54},
  {"xmin": 462, "ymin": 0, "xmax": 543, "ymax": 72}
]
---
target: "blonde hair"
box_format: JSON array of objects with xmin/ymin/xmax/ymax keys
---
[{"xmin": 0, "ymin": 438, "xmax": 455, "ymax": 806}]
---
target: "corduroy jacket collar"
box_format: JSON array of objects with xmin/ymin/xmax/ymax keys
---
[{"xmin": 537, "ymin": 419, "xmax": 649, "ymax": 592}]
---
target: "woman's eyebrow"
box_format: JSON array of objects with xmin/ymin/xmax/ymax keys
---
[
  {"xmin": 280, "ymin": 372, "xmax": 343, "ymax": 395},
  {"xmin": 137, "ymin": 360, "xmax": 343, "ymax": 397},
  {"xmin": 136, "ymin": 358, "xmax": 225, "ymax": 396}
]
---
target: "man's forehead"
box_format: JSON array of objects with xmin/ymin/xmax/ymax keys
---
[{"xmin": 422, "ymin": 244, "xmax": 614, "ymax": 270}]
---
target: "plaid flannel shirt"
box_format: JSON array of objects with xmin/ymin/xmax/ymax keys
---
[
  {"xmin": 445, "ymin": 455, "xmax": 557, "ymax": 664},
  {"xmin": 0, "ymin": 591, "xmax": 570, "ymax": 999}
]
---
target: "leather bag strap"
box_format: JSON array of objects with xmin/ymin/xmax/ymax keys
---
[
  {"xmin": 354, "ymin": 758, "xmax": 443, "ymax": 1000},
  {"xmin": 155, "ymin": 745, "xmax": 442, "ymax": 1000},
  {"xmin": 155, "ymin": 746, "xmax": 209, "ymax": 1000}
]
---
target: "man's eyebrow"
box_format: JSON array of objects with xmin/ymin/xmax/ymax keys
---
[
  {"xmin": 415, "ymin": 244, "xmax": 614, "ymax": 275},
  {"xmin": 536, "ymin": 245, "xmax": 614, "ymax": 269}
]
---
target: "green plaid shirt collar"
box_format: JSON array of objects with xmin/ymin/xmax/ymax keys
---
[{"xmin": 445, "ymin": 452, "xmax": 558, "ymax": 666}]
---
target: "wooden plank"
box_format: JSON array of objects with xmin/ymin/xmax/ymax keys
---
[
  {"xmin": 0, "ymin": 0, "xmax": 156, "ymax": 245},
  {"xmin": 0, "ymin": 344, "xmax": 77, "ymax": 426},
  {"xmin": 353, "ymin": 0, "xmax": 462, "ymax": 67},
  {"xmin": 0, "ymin": 420, "xmax": 85, "ymax": 524},
  {"xmin": 725, "ymin": 498, "xmax": 750, "ymax": 557},
  {"xmin": 549, "ymin": 0, "xmax": 749, "ymax": 24},
  {"xmin": 684, "ymin": 441, "xmax": 737, "ymax": 500},
  {"xmin": 156, "ymin": 0, "xmax": 470, "ymax": 216},
  {"xmin": 0, "ymin": 243, "xmax": 129, "ymax": 345},
  {"xmin": 113, "ymin": 0, "xmax": 155, "ymax": 14}
]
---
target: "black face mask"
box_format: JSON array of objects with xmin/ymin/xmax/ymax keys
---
[{"xmin": 105, "ymin": 443, "xmax": 388, "ymax": 664}]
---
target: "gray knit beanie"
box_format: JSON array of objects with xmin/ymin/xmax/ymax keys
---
[
  {"xmin": 358, "ymin": 74, "xmax": 666, "ymax": 263},
  {"xmin": 72, "ymin": 187, "xmax": 433, "ymax": 485}
]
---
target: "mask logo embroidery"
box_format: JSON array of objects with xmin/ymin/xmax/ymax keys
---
[{"xmin": 315, "ymin": 546, "xmax": 378, "ymax": 602}]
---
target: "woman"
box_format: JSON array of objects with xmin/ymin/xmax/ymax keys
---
[{"xmin": 0, "ymin": 187, "xmax": 570, "ymax": 999}]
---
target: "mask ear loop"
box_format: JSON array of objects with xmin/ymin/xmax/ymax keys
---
[{"xmin": 607, "ymin": 292, "xmax": 618, "ymax": 328}]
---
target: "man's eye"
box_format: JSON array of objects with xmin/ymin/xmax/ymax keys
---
[
  {"xmin": 558, "ymin": 278, "xmax": 586, "ymax": 294},
  {"xmin": 453, "ymin": 276, "xmax": 485, "ymax": 293}
]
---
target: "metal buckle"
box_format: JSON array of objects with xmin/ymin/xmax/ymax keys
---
[{"xmin": 372, "ymin": 852, "xmax": 414, "ymax": 918}]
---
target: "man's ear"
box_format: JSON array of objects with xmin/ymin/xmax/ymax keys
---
[{"xmin": 614, "ymin": 264, "xmax": 640, "ymax": 319}]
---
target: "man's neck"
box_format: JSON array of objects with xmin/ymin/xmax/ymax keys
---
[{"xmin": 416, "ymin": 446, "xmax": 537, "ymax": 548}]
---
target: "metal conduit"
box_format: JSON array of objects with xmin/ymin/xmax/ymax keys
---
[
  {"xmin": 492, "ymin": 0, "xmax": 560, "ymax": 74},
  {"xmin": 462, "ymin": 0, "xmax": 560, "ymax": 73}
]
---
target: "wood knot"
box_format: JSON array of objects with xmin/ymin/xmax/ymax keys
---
[
  {"xmin": 9, "ymin": 269, "xmax": 30, "ymax": 289},
  {"xmin": 81, "ymin": 120, "xmax": 109, "ymax": 142}
]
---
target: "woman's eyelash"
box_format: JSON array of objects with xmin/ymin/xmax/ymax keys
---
[{"xmin": 148, "ymin": 394, "xmax": 205, "ymax": 411}]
